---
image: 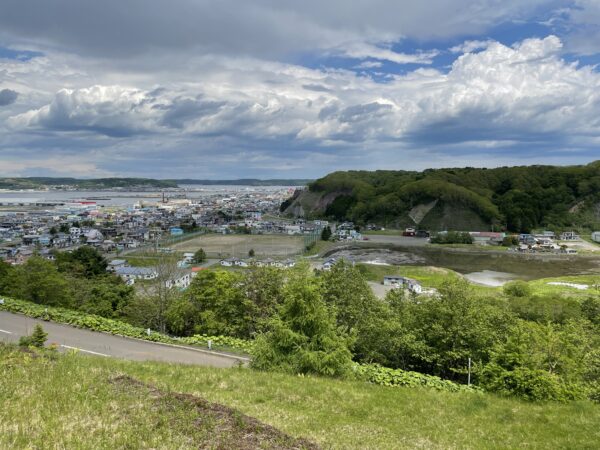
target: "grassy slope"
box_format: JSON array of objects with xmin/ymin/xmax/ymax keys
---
[
  {"xmin": 1, "ymin": 345, "xmax": 599, "ymax": 449},
  {"xmin": 357, "ymin": 263, "xmax": 600, "ymax": 299}
]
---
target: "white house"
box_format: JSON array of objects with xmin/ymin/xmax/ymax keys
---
[
  {"xmin": 115, "ymin": 266, "xmax": 158, "ymax": 281},
  {"xmin": 592, "ymin": 231, "xmax": 600, "ymax": 243},
  {"xmin": 220, "ymin": 258, "xmax": 236, "ymax": 267},
  {"xmin": 383, "ymin": 276, "xmax": 404, "ymax": 287},
  {"xmin": 383, "ymin": 276, "xmax": 422, "ymax": 294},
  {"xmin": 560, "ymin": 231, "xmax": 580, "ymax": 241},
  {"xmin": 285, "ymin": 225, "xmax": 302, "ymax": 235},
  {"xmin": 165, "ymin": 272, "xmax": 192, "ymax": 289}
]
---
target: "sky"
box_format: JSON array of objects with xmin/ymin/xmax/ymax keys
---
[{"xmin": 1, "ymin": 1, "xmax": 600, "ymax": 179}]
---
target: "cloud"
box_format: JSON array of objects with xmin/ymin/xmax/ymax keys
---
[
  {"xmin": 355, "ymin": 61, "xmax": 384, "ymax": 69},
  {"xmin": 0, "ymin": 0, "xmax": 557, "ymax": 65},
  {"xmin": 449, "ymin": 40, "xmax": 494, "ymax": 54},
  {"xmin": 8, "ymin": 85, "xmax": 164, "ymax": 137},
  {"xmin": 330, "ymin": 42, "xmax": 439, "ymax": 65},
  {"xmin": 0, "ymin": 89, "xmax": 18, "ymax": 106},
  {"xmin": 2, "ymin": 0, "xmax": 600, "ymax": 180},
  {"xmin": 7, "ymin": 36, "xmax": 600, "ymax": 152}
]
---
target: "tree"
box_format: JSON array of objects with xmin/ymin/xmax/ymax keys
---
[
  {"xmin": 320, "ymin": 226, "xmax": 332, "ymax": 241},
  {"xmin": 19, "ymin": 324, "xmax": 48, "ymax": 348},
  {"xmin": 387, "ymin": 280, "xmax": 514, "ymax": 380},
  {"xmin": 502, "ymin": 235, "xmax": 519, "ymax": 247},
  {"xmin": 0, "ymin": 260, "xmax": 14, "ymax": 294},
  {"xmin": 72, "ymin": 276, "xmax": 135, "ymax": 318},
  {"xmin": 248, "ymin": 248, "xmax": 255, "ymax": 258},
  {"xmin": 187, "ymin": 270, "xmax": 248, "ymax": 337},
  {"xmin": 193, "ymin": 248, "xmax": 207, "ymax": 264},
  {"xmin": 55, "ymin": 246, "xmax": 108, "ymax": 277},
  {"xmin": 240, "ymin": 266, "xmax": 285, "ymax": 335},
  {"xmin": 10, "ymin": 257, "xmax": 73, "ymax": 307},
  {"xmin": 251, "ymin": 262, "xmax": 353, "ymax": 377},
  {"xmin": 480, "ymin": 319, "xmax": 593, "ymax": 401},
  {"xmin": 131, "ymin": 255, "xmax": 183, "ymax": 334}
]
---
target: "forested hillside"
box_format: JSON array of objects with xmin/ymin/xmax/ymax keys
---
[{"xmin": 282, "ymin": 161, "xmax": 600, "ymax": 232}]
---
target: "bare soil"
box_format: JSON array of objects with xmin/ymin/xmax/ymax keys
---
[{"xmin": 171, "ymin": 234, "xmax": 305, "ymax": 258}]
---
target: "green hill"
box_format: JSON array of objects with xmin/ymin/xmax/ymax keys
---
[
  {"xmin": 283, "ymin": 161, "xmax": 600, "ymax": 232},
  {"xmin": 1, "ymin": 344, "xmax": 599, "ymax": 449}
]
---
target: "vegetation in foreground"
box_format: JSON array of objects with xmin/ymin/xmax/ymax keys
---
[
  {"xmin": 1, "ymin": 247, "xmax": 600, "ymax": 402},
  {"xmin": 1, "ymin": 343, "xmax": 599, "ymax": 450}
]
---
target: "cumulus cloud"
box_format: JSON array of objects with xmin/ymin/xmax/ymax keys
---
[
  {"xmin": 9, "ymin": 35, "xmax": 600, "ymax": 153},
  {"xmin": 8, "ymin": 86, "xmax": 164, "ymax": 137},
  {"xmin": 0, "ymin": 0, "xmax": 599, "ymax": 179},
  {"xmin": 0, "ymin": 89, "xmax": 18, "ymax": 106}
]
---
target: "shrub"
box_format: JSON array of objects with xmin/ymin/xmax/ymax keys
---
[
  {"xmin": 480, "ymin": 364, "xmax": 585, "ymax": 402},
  {"xmin": 19, "ymin": 324, "xmax": 48, "ymax": 348},
  {"xmin": 355, "ymin": 364, "xmax": 480, "ymax": 393},
  {"xmin": 430, "ymin": 231, "xmax": 473, "ymax": 244},
  {"xmin": 503, "ymin": 280, "xmax": 532, "ymax": 298}
]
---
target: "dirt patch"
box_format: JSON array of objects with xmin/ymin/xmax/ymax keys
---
[
  {"xmin": 110, "ymin": 375, "xmax": 319, "ymax": 450},
  {"xmin": 171, "ymin": 234, "xmax": 304, "ymax": 258}
]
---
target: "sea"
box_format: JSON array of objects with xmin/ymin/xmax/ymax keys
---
[{"xmin": 0, "ymin": 184, "xmax": 295, "ymax": 209}]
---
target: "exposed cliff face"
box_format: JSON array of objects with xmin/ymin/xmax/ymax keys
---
[
  {"xmin": 284, "ymin": 190, "xmax": 489, "ymax": 230},
  {"xmin": 283, "ymin": 190, "xmax": 346, "ymax": 218}
]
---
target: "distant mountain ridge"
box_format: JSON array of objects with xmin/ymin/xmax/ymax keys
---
[
  {"xmin": 0, "ymin": 177, "xmax": 312, "ymax": 190},
  {"xmin": 281, "ymin": 161, "xmax": 600, "ymax": 232}
]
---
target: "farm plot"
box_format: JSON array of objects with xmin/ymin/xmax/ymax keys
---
[{"xmin": 170, "ymin": 234, "xmax": 305, "ymax": 258}]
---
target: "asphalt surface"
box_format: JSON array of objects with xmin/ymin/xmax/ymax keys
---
[{"xmin": 0, "ymin": 311, "xmax": 247, "ymax": 368}]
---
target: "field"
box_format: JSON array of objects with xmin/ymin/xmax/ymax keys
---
[
  {"xmin": 1, "ymin": 344, "xmax": 599, "ymax": 449},
  {"xmin": 170, "ymin": 234, "xmax": 305, "ymax": 258}
]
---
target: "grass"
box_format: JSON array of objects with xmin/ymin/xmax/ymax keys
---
[
  {"xmin": 357, "ymin": 263, "xmax": 475, "ymax": 290},
  {"xmin": 1, "ymin": 344, "xmax": 599, "ymax": 449},
  {"xmin": 304, "ymin": 239, "xmax": 335, "ymax": 256},
  {"xmin": 526, "ymin": 274, "xmax": 600, "ymax": 298},
  {"xmin": 357, "ymin": 262, "xmax": 600, "ymax": 299},
  {"xmin": 362, "ymin": 229, "xmax": 404, "ymax": 236}
]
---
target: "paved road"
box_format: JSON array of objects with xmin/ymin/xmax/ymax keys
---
[{"xmin": 0, "ymin": 311, "xmax": 248, "ymax": 368}]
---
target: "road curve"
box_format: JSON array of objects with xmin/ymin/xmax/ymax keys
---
[{"xmin": 0, "ymin": 311, "xmax": 247, "ymax": 368}]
